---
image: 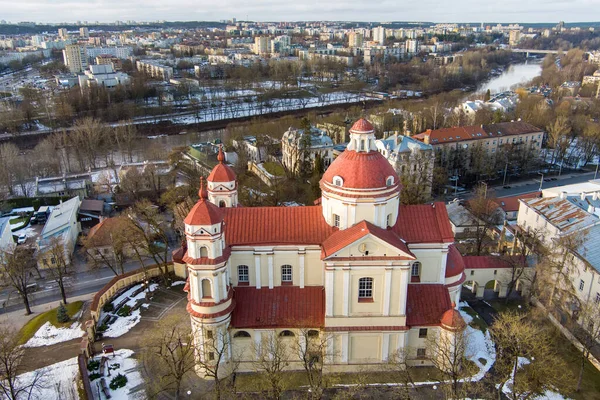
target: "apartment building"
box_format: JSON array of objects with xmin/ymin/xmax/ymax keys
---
[
  {"xmin": 62, "ymin": 44, "xmax": 88, "ymax": 73},
  {"xmin": 348, "ymin": 31, "xmax": 364, "ymax": 48},
  {"xmin": 136, "ymin": 60, "xmax": 174, "ymax": 81},
  {"xmin": 78, "ymin": 64, "xmax": 131, "ymax": 89},
  {"xmin": 253, "ymin": 36, "xmax": 270, "ymax": 55},
  {"xmin": 281, "ymin": 126, "xmax": 334, "ymax": 173}
]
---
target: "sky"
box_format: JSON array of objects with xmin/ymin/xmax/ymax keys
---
[{"xmin": 0, "ymin": 0, "xmax": 598, "ymax": 24}]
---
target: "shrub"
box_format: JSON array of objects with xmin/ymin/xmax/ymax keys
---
[
  {"xmin": 109, "ymin": 374, "xmax": 128, "ymax": 390},
  {"xmin": 87, "ymin": 359, "xmax": 100, "ymax": 371},
  {"xmin": 89, "ymin": 373, "xmax": 102, "ymax": 381},
  {"xmin": 56, "ymin": 303, "xmax": 70, "ymax": 323},
  {"xmin": 102, "ymin": 302, "xmax": 114, "ymax": 312},
  {"xmin": 116, "ymin": 305, "xmax": 131, "ymax": 317}
]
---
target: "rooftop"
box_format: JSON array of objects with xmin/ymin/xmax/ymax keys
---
[
  {"xmin": 40, "ymin": 196, "xmax": 81, "ymax": 240},
  {"xmin": 413, "ymin": 121, "xmax": 542, "ymax": 144},
  {"xmin": 522, "ymin": 196, "xmax": 599, "ymax": 234}
]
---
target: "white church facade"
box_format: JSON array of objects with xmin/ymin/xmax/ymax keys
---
[{"xmin": 173, "ymin": 119, "xmax": 466, "ymax": 376}]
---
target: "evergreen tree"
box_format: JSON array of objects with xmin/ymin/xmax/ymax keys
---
[
  {"xmin": 484, "ymin": 89, "xmax": 491, "ymax": 102},
  {"xmin": 56, "ymin": 302, "xmax": 70, "ymax": 323}
]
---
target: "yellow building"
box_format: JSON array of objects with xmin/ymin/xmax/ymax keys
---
[{"xmin": 174, "ymin": 119, "xmax": 466, "ymax": 377}]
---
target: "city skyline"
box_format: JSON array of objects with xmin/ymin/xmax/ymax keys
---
[{"xmin": 0, "ymin": 0, "xmax": 597, "ymax": 25}]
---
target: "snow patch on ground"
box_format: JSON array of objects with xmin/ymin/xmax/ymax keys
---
[
  {"xmin": 17, "ymin": 355, "xmax": 80, "ymax": 399},
  {"xmin": 23, "ymin": 321, "xmax": 84, "ymax": 348},
  {"xmin": 89, "ymin": 349, "xmax": 145, "ymax": 400},
  {"xmin": 98, "ymin": 283, "xmax": 159, "ymax": 338},
  {"xmin": 171, "ymin": 280, "xmax": 186, "ymax": 286},
  {"xmin": 500, "ymin": 357, "xmax": 571, "ymax": 400},
  {"xmin": 459, "ymin": 306, "xmax": 496, "ymax": 383}
]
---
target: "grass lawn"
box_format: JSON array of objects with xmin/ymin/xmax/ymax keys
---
[
  {"xmin": 460, "ymin": 305, "xmax": 488, "ymax": 332},
  {"xmin": 488, "ymin": 299, "xmax": 529, "ymax": 314},
  {"xmin": 262, "ymin": 161, "xmax": 285, "ymax": 176},
  {"xmin": 9, "ymin": 215, "xmax": 31, "ymax": 230},
  {"xmin": 18, "ymin": 301, "xmax": 84, "ymax": 345}
]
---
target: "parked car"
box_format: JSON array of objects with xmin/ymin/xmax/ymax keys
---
[{"xmin": 17, "ymin": 234, "xmax": 26, "ymax": 244}]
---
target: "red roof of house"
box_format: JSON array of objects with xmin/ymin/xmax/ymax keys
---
[
  {"xmin": 463, "ymin": 255, "xmax": 523, "ymax": 270},
  {"xmin": 413, "ymin": 122, "xmax": 542, "ymax": 145},
  {"xmin": 495, "ymin": 191, "xmax": 541, "ymax": 212},
  {"xmin": 223, "ymin": 206, "xmax": 336, "ymax": 246},
  {"xmin": 321, "ymin": 150, "xmax": 400, "ymax": 190},
  {"xmin": 321, "ymin": 220, "xmax": 414, "ymax": 259},
  {"xmin": 349, "ymin": 118, "xmax": 374, "ymax": 134},
  {"xmin": 445, "ymin": 245, "xmax": 465, "ymax": 278},
  {"xmin": 86, "ymin": 217, "xmax": 125, "ymax": 247},
  {"xmin": 393, "ymin": 203, "xmax": 455, "ymax": 244},
  {"xmin": 230, "ymin": 286, "xmax": 325, "ymax": 329},
  {"xmin": 406, "ymin": 284, "xmax": 452, "ymax": 327}
]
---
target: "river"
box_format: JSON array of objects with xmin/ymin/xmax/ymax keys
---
[{"xmin": 477, "ymin": 60, "xmax": 542, "ymax": 94}]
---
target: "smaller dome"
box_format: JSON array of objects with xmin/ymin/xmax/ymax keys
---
[
  {"xmin": 445, "ymin": 245, "xmax": 466, "ymax": 278},
  {"xmin": 350, "ymin": 118, "xmax": 375, "ymax": 134},
  {"xmin": 440, "ymin": 303, "xmax": 466, "ymax": 331},
  {"xmin": 207, "ymin": 146, "xmax": 236, "ymax": 183},
  {"xmin": 184, "ymin": 177, "xmax": 224, "ymax": 226}
]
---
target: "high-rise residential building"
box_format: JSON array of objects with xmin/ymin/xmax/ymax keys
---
[
  {"xmin": 58, "ymin": 28, "xmax": 68, "ymax": 39},
  {"xmin": 348, "ymin": 31, "xmax": 363, "ymax": 48},
  {"xmin": 405, "ymin": 39, "xmax": 419, "ymax": 54},
  {"xmin": 372, "ymin": 26, "xmax": 386, "ymax": 45},
  {"xmin": 253, "ymin": 36, "xmax": 270, "ymax": 55},
  {"xmin": 79, "ymin": 27, "xmax": 89, "ymax": 38},
  {"xmin": 62, "ymin": 44, "xmax": 88, "ymax": 73}
]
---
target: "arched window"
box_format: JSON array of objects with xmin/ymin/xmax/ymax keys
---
[
  {"xmin": 200, "ymin": 246, "xmax": 208, "ymax": 258},
  {"xmin": 358, "ymin": 277, "xmax": 373, "ymax": 301},
  {"xmin": 238, "ymin": 265, "xmax": 249, "ymax": 284},
  {"xmin": 281, "ymin": 265, "xmax": 293, "ymax": 284},
  {"xmin": 279, "ymin": 330, "xmax": 295, "ymax": 337},
  {"xmin": 219, "ymin": 200, "xmax": 226, "ymax": 208},
  {"xmin": 386, "ymin": 213, "xmax": 393, "ymax": 227},
  {"xmin": 233, "ymin": 330, "xmax": 251, "ymax": 338},
  {"xmin": 333, "ymin": 176, "xmax": 343, "ymax": 187},
  {"xmin": 201, "ymin": 279, "xmax": 212, "ymax": 299},
  {"xmin": 386, "ymin": 176, "xmax": 394, "ymax": 186},
  {"xmin": 412, "ymin": 262, "xmax": 421, "ymax": 277}
]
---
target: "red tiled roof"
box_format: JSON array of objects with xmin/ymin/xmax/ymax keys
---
[
  {"xmin": 321, "ymin": 150, "xmax": 400, "ymax": 190},
  {"xmin": 445, "ymin": 244, "xmax": 465, "ymax": 278},
  {"xmin": 406, "ymin": 284, "xmax": 452, "ymax": 327},
  {"xmin": 230, "ymin": 286, "xmax": 325, "ymax": 329},
  {"xmin": 393, "ymin": 203, "xmax": 455, "ymax": 244},
  {"xmin": 413, "ymin": 121, "xmax": 542, "ymax": 145},
  {"xmin": 80, "ymin": 199, "xmax": 104, "ymax": 213},
  {"xmin": 440, "ymin": 307, "xmax": 466, "ymax": 331},
  {"xmin": 495, "ymin": 191, "xmax": 541, "ymax": 212},
  {"xmin": 184, "ymin": 199, "xmax": 224, "ymax": 226},
  {"xmin": 207, "ymin": 163, "xmax": 236, "ymax": 183},
  {"xmin": 321, "ymin": 220, "xmax": 414, "ymax": 259},
  {"xmin": 86, "ymin": 217, "xmax": 126, "ymax": 247},
  {"xmin": 183, "ymin": 247, "xmax": 232, "ymax": 265},
  {"xmin": 463, "ymin": 255, "xmax": 524, "ymax": 270},
  {"xmin": 223, "ymin": 206, "xmax": 336, "ymax": 246},
  {"xmin": 349, "ymin": 118, "xmax": 374, "ymax": 134}
]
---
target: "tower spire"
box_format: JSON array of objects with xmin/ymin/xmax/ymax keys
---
[{"xmin": 217, "ymin": 144, "xmax": 225, "ymax": 163}]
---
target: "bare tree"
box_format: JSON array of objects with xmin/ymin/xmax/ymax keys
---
[
  {"xmin": 465, "ymin": 184, "xmax": 503, "ymax": 256},
  {"xmin": 572, "ymin": 298, "xmax": 600, "ymax": 392},
  {"xmin": 0, "ymin": 247, "xmax": 37, "ymax": 315},
  {"xmin": 39, "ymin": 236, "xmax": 73, "ymax": 304},
  {"xmin": 490, "ymin": 310, "xmax": 574, "ymax": 400},
  {"xmin": 0, "ymin": 325, "xmax": 45, "ymax": 399},
  {"xmin": 142, "ymin": 314, "xmax": 197, "ymax": 400},
  {"xmin": 253, "ymin": 332, "xmax": 291, "ymax": 399},
  {"xmin": 293, "ymin": 328, "xmax": 334, "ymax": 399},
  {"xmin": 82, "ymin": 216, "xmax": 130, "ymax": 276}
]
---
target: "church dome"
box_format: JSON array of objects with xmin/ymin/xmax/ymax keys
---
[
  {"xmin": 445, "ymin": 245, "xmax": 466, "ymax": 278},
  {"xmin": 184, "ymin": 178, "xmax": 224, "ymax": 226},
  {"xmin": 440, "ymin": 304, "xmax": 466, "ymax": 331},
  {"xmin": 207, "ymin": 146, "xmax": 236, "ymax": 183},
  {"xmin": 349, "ymin": 118, "xmax": 375, "ymax": 134},
  {"xmin": 322, "ymin": 150, "xmax": 400, "ymax": 191}
]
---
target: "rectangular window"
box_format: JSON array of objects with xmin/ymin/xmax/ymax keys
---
[
  {"xmin": 281, "ymin": 265, "xmax": 293, "ymax": 284},
  {"xmin": 579, "ymin": 280, "xmax": 585, "ymax": 291},
  {"xmin": 494, "ymin": 270, "xmax": 497, "ymax": 275},
  {"xmin": 358, "ymin": 278, "xmax": 373, "ymax": 300},
  {"xmin": 417, "ymin": 348, "xmax": 426, "ymax": 358},
  {"xmin": 206, "ymin": 330, "xmax": 213, "ymax": 339},
  {"xmin": 333, "ymin": 214, "xmax": 340, "ymax": 227},
  {"xmin": 470, "ymin": 270, "xmax": 474, "ymax": 276},
  {"xmin": 419, "ymin": 328, "xmax": 428, "ymax": 338},
  {"xmin": 208, "ymin": 352, "xmax": 215, "ymax": 361},
  {"xmin": 238, "ymin": 265, "xmax": 249, "ymax": 284},
  {"xmin": 411, "ymin": 263, "xmax": 420, "ymax": 277}
]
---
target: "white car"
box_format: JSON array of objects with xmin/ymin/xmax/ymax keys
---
[{"xmin": 17, "ymin": 234, "xmax": 27, "ymax": 244}]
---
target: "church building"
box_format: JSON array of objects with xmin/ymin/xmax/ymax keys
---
[{"xmin": 173, "ymin": 118, "xmax": 466, "ymax": 376}]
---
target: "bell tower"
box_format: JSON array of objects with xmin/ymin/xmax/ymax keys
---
[{"xmin": 207, "ymin": 145, "xmax": 238, "ymax": 208}]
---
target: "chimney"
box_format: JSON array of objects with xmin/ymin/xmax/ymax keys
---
[
  {"xmin": 588, "ymin": 204, "xmax": 595, "ymax": 214},
  {"xmin": 593, "ymin": 192, "xmax": 600, "ymax": 201},
  {"xmin": 559, "ymin": 191, "xmax": 568, "ymax": 200},
  {"xmin": 424, "ymin": 134, "xmax": 430, "ymax": 145},
  {"xmin": 581, "ymin": 192, "xmax": 586, "ymax": 201}
]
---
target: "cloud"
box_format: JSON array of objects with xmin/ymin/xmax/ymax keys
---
[{"xmin": 0, "ymin": 0, "xmax": 595, "ymax": 23}]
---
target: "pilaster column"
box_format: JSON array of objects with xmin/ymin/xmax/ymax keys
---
[
  {"xmin": 342, "ymin": 268, "xmax": 350, "ymax": 316},
  {"xmin": 268, "ymin": 254, "xmax": 274, "ymax": 289},
  {"xmin": 383, "ymin": 268, "xmax": 392, "ymax": 316},
  {"xmin": 326, "ymin": 269, "xmax": 334, "ymax": 317},
  {"xmin": 341, "ymin": 332, "xmax": 349, "ymax": 363},
  {"xmin": 254, "ymin": 330, "xmax": 262, "ymax": 359},
  {"xmin": 213, "ymin": 274, "xmax": 221, "ymax": 303},
  {"xmin": 382, "ymin": 333, "xmax": 390, "ymax": 361},
  {"xmin": 255, "ymin": 255, "xmax": 261, "ymax": 289},
  {"xmin": 299, "ymin": 252, "xmax": 305, "ymax": 289},
  {"xmin": 221, "ymin": 270, "xmax": 227, "ymax": 300},
  {"xmin": 399, "ymin": 267, "xmax": 409, "ymax": 316}
]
